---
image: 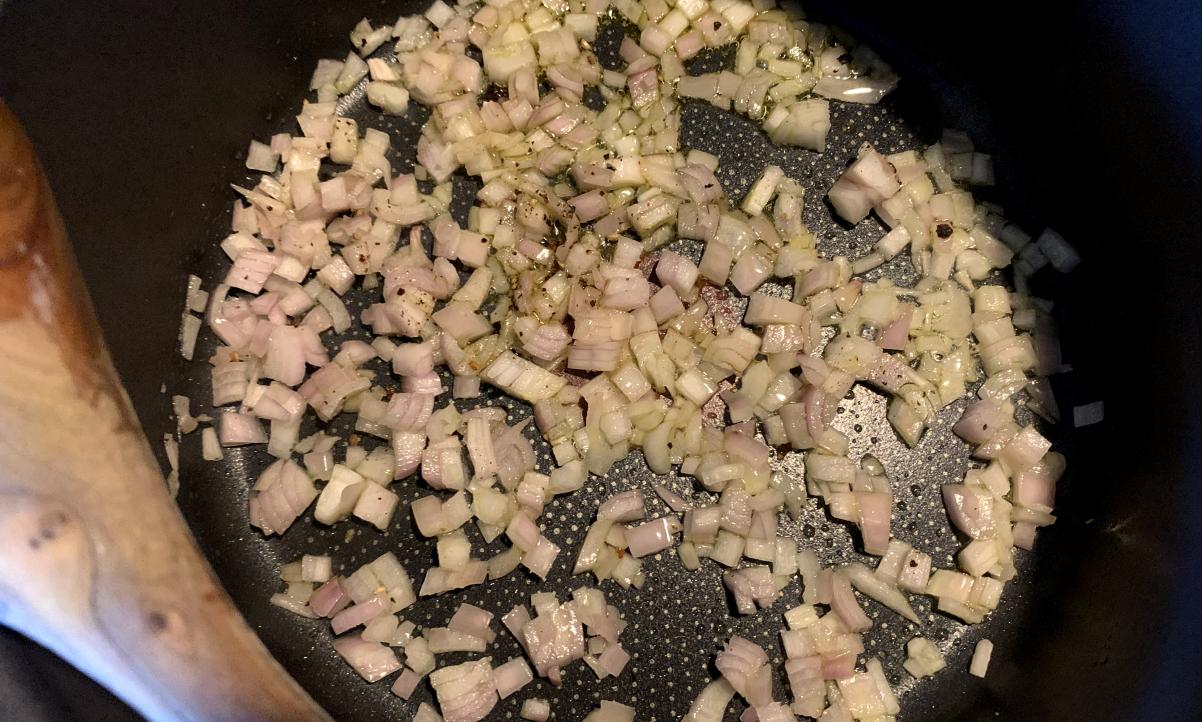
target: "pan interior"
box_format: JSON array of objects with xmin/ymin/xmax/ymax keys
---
[{"xmin": 171, "ymin": 13, "xmax": 1050, "ymax": 721}]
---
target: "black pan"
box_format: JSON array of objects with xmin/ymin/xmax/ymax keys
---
[{"xmin": 1, "ymin": 0, "xmax": 1200, "ymax": 719}]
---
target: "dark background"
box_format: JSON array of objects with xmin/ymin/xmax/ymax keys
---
[{"xmin": 1, "ymin": 0, "xmax": 1200, "ymax": 720}]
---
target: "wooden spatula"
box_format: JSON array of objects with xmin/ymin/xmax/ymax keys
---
[{"xmin": 0, "ymin": 100, "xmax": 330, "ymax": 722}]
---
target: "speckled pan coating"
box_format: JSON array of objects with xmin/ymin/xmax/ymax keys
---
[{"xmin": 172, "ymin": 18, "xmax": 1044, "ymax": 722}]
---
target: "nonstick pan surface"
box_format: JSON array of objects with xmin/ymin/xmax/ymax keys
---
[
  {"xmin": 155, "ymin": 22, "xmax": 1076, "ymax": 719},
  {"xmin": 2, "ymin": 1, "xmax": 1201, "ymax": 720}
]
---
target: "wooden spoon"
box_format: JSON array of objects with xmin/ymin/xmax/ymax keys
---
[{"xmin": 0, "ymin": 100, "xmax": 330, "ymax": 721}]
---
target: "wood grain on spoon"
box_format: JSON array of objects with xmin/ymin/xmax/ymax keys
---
[{"xmin": 0, "ymin": 100, "xmax": 331, "ymax": 722}]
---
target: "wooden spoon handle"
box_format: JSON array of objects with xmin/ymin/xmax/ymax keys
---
[{"xmin": 0, "ymin": 101, "xmax": 330, "ymax": 722}]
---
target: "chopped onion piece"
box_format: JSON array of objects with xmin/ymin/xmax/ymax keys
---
[
  {"xmin": 583, "ymin": 700, "xmax": 636, "ymax": 722},
  {"xmin": 521, "ymin": 698, "xmax": 551, "ymax": 722},
  {"xmin": 391, "ymin": 668, "xmax": 421, "ymax": 700},
  {"xmin": 684, "ymin": 678, "xmax": 736, "ymax": 722},
  {"xmin": 904, "ymin": 637, "xmax": 947, "ymax": 678},
  {"xmin": 332, "ymin": 634, "xmax": 401, "ymax": 682},
  {"xmin": 969, "ymin": 639, "xmax": 994, "ymax": 678},
  {"xmin": 430, "ymin": 658, "xmax": 498, "ymax": 722},
  {"xmin": 625, "ymin": 516, "xmax": 678, "ymax": 557},
  {"xmin": 494, "ymin": 657, "xmax": 534, "ymax": 699},
  {"xmin": 843, "ymin": 562, "xmax": 918, "ymax": 622},
  {"xmin": 201, "ymin": 426, "xmax": 223, "ymax": 461}
]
